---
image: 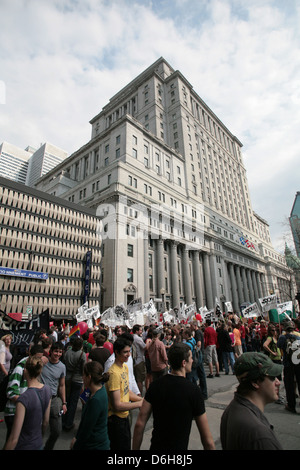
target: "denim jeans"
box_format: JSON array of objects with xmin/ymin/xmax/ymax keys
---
[
  {"xmin": 62, "ymin": 380, "xmax": 83, "ymax": 429},
  {"xmin": 186, "ymin": 351, "xmax": 208, "ymax": 400},
  {"xmin": 222, "ymin": 351, "xmax": 235, "ymax": 374}
]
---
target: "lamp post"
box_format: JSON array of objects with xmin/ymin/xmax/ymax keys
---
[{"xmin": 160, "ymin": 288, "xmax": 165, "ymax": 313}]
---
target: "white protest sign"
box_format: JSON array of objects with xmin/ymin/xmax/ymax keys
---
[
  {"xmin": 258, "ymin": 294, "xmax": 277, "ymax": 312},
  {"xmin": 242, "ymin": 302, "xmax": 260, "ymax": 318}
]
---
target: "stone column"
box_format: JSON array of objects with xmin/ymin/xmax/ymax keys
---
[
  {"xmin": 144, "ymin": 233, "xmax": 149, "ymax": 303},
  {"xmin": 235, "ymin": 265, "xmax": 244, "ymax": 306},
  {"xmin": 229, "ymin": 263, "xmax": 239, "ymax": 312},
  {"xmin": 156, "ymin": 237, "xmax": 164, "ymax": 295},
  {"xmin": 255, "ymin": 272, "xmax": 263, "ymax": 299},
  {"xmin": 182, "ymin": 246, "xmax": 192, "ymax": 306},
  {"xmin": 251, "ymin": 270, "xmax": 259, "ymax": 302},
  {"xmin": 203, "ymin": 252, "xmax": 213, "ymax": 309},
  {"xmin": 192, "ymin": 250, "xmax": 203, "ymax": 310},
  {"xmin": 246, "ymin": 269, "xmax": 255, "ymax": 302},
  {"xmin": 241, "ymin": 267, "xmax": 250, "ymax": 302},
  {"xmin": 170, "ymin": 241, "xmax": 180, "ymax": 308}
]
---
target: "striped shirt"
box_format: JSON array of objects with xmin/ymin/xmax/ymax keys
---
[{"xmin": 4, "ymin": 356, "xmax": 28, "ymax": 416}]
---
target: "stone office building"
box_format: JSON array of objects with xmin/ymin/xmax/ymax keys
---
[
  {"xmin": 0, "ymin": 176, "xmax": 102, "ymax": 319},
  {"xmin": 36, "ymin": 57, "xmax": 295, "ymax": 313}
]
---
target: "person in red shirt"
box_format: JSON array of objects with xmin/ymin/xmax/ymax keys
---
[
  {"xmin": 204, "ymin": 319, "xmax": 220, "ymax": 378},
  {"xmin": 239, "ymin": 321, "xmax": 246, "ymax": 353}
]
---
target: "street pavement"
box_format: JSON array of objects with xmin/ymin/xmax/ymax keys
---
[{"xmin": 1, "ymin": 367, "xmax": 300, "ymax": 451}]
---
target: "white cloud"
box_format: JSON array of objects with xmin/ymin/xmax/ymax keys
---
[{"xmin": 0, "ymin": 0, "xmax": 299, "ymax": 254}]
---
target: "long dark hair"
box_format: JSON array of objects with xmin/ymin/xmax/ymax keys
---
[{"xmin": 83, "ymin": 361, "xmax": 109, "ymax": 384}]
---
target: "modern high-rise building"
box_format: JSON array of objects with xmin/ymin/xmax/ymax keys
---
[
  {"xmin": 0, "ymin": 142, "xmax": 33, "ymax": 184},
  {"xmin": 0, "ymin": 141, "xmax": 68, "ymax": 187},
  {"xmin": 36, "ymin": 57, "xmax": 296, "ymax": 313}
]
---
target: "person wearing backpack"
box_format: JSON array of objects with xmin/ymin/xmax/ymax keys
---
[
  {"xmin": 182, "ymin": 328, "xmax": 198, "ymax": 385},
  {"xmin": 277, "ymin": 321, "xmax": 300, "ymax": 413}
]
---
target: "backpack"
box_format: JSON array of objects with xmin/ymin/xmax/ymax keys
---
[
  {"xmin": 0, "ymin": 374, "xmax": 9, "ymax": 412},
  {"xmin": 186, "ymin": 338, "xmax": 200, "ymax": 368},
  {"xmin": 286, "ymin": 334, "xmax": 300, "ymax": 365}
]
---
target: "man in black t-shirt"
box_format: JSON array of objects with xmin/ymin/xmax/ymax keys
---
[
  {"xmin": 132, "ymin": 342, "xmax": 215, "ymax": 450},
  {"xmin": 88, "ymin": 333, "xmax": 111, "ymax": 368}
]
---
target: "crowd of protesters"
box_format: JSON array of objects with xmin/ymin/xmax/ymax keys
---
[{"xmin": 1, "ymin": 309, "xmax": 300, "ymax": 450}]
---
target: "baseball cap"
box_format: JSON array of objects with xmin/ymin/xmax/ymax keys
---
[
  {"xmin": 283, "ymin": 321, "xmax": 295, "ymax": 331},
  {"xmin": 234, "ymin": 352, "xmax": 282, "ymax": 382}
]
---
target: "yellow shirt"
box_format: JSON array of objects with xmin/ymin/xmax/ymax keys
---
[{"xmin": 106, "ymin": 362, "xmax": 129, "ymax": 418}]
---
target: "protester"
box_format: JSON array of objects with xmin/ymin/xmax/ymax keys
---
[
  {"xmin": 3, "ymin": 343, "xmax": 45, "ymax": 445},
  {"xmin": 98, "ymin": 328, "xmax": 114, "ymax": 355},
  {"xmin": 40, "ymin": 341, "xmax": 67, "ymax": 450},
  {"xmin": 277, "ymin": 321, "xmax": 300, "ymax": 413},
  {"xmin": 106, "ymin": 336, "xmax": 143, "ymax": 450},
  {"xmin": 204, "ymin": 319, "xmax": 220, "ymax": 378},
  {"xmin": 190, "ymin": 321, "xmax": 208, "ymax": 399},
  {"xmin": 146, "ymin": 329, "xmax": 169, "ymax": 381},
  {"xmin": 104, "ymin": 333, "xmax": 140, "ymax": 396},
  {"xmin": 217, "ymin": 323, "xmax": 235, "ymax": 375},
  {"xmin": 162, "ymin": 329, "xmax": 173, "ymax": 352},
  {"xmin": 81, "ymin": 332, "xmax": 92, "ymax": 354},
  {"xmin": 220, "ymin": 352, "xmax": 283, "ymax": 450},
  {"xmin": 132, "ymin": 342, "xmax": 215, "ymax": 450},
  {"xmin": 89, "ymin": 333, "xmax": 111, "ymax": 368},
  {"xmin": 70, "ymin": 361, "xmax": 110, "ymax": 450},
  {"xmin": 182, "ymin": 328, "xmax": 198, "ymax": 385},
  {"xmin": 41, "ymin": 336, "xmax": 53, "ymax": 364},
  {"xmin": 132, "ymin": 324, "xmax": 147, "ymax": 394},
  {"xmin": 4, "ymin": 356, "xmax": 51, "ymax": 450},
  {"xmin": 62, "ymin": 336, "xmax": 86, "ymax": 431},
  {"xmin": 263, "ymin": 324, "xmax": 282, "ymax": 370},
  {"xmin": 0, "ymin": 334, "xmax": 13, "ymax": 381},
  {"xmin": 233, "ymin": 323, "xmax": 243, "ymax": 357},
  {"xmin": 239, "ymin": 321, "xmax": 247, "ymax": 353},
  {"xmin": 144, "ymin": 328, "xmax": 153, "ymax": 391}
]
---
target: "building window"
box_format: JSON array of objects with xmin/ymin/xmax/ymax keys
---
[
  {"xmin": 149, "ymin": 274, "xmax": 153, "ymax": 291},
  {"xmin": 127, "ymin": 244, "xmax": 133, "ymax": 257},
  {"xmin": 132, "ymin": 148, "xmax": 137, "ymax": 159},
  {"xmin": 105, "ymin": 144, "xmax": 109, "ymax": 153},
  {"xmin": 116, "ymin": 135, "xmax": 120, "ymax": 144},
  {"xmin": 108, "ymin": 174, "xmax": 111, "ymax": 184},
  {"xmin": 127, "ymin": 268, "xmax": 133, "ymax": 283},
  {"xmin": 116, "ymin": 148, "xmax": 120, "ymax": 158}
]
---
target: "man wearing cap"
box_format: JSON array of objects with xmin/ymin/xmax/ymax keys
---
[{"xmin": 220, "ymin": 352, "xmax": 283, "ymax": 450}]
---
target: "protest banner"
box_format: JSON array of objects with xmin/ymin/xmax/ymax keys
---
[
  {"xmin": 242, "ymin": 302, "xmax": 260, "ymax": 318},
  {"xmin": 258, "ymin": 294, "xmax": 277, "ymax": 313}
]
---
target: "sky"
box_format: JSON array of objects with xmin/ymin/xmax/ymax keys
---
[{"xmin": 0, "ymin": 0, "xmax": 299, "ymax": 254}]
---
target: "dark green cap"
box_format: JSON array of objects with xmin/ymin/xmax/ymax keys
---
[{"xmin": 234, "ymin": 352, "xmax": 282, "ymax": 382}]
